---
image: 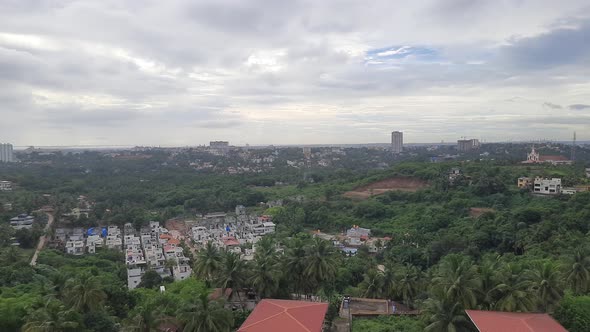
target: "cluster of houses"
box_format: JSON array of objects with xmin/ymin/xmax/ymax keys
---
[
  {"xmin": 124, "ymin": 222, "xmax": 192, "ymax": 289},
  {"xmin": 53, "ymin": 221, "xmax": 191, "ymax": 289},
  {"xmin": 190, "ymin": 206, "xmax": 276, "ymax": 260},
  {"xmin": 53, "ymin": 226, "xmax": 123, "ymax": 255}
]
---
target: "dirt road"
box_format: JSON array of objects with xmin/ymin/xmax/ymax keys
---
[{"xmin": 30, "ymin": 212, "xmax": 55, "ymax": 266}]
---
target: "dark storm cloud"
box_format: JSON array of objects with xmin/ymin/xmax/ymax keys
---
[
  {"xmin": 499, "ymin": 19, "xmax": 590, "ymax": 69},
  {"xmin": 568, "ymin": 104, "xmax": 590, "ymax": 110}
]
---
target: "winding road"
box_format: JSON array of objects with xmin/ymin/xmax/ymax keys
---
[{"xmin": 30, "ymin": 212, "xmax": 55, "ymax": 266}]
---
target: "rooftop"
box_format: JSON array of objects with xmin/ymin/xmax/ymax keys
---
[
  {"xmin": 238, "ymin": 299, "xmax": 328, "ymax": 332},
  {"xmin": 465, "ymin": 310, "xmax": 567, "ymax": 332}
]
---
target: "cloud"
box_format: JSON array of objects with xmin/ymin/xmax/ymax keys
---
[
  {"xmin": 543, "ymin": 102, "xmax": 562, "ymax": 109},
  {"xmin": 1, "ymin": 0, "xmax": 590, "ymax": 145},
  {"xmin": 498, "ymin": 18, "xmax": 590, "ymax": 69},
  {"xmin": 569, "ymin": 104, "xmax": 590, "ymax": 110}
]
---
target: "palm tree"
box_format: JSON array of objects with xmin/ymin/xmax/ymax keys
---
[
  {"xmin": 477, "ymin": 255, "xmax": 501, "ymax": 308},
  {"xmin": 488, "ymin": 263, "xmax": 536, "ymax": 312},
  {"xmin": 194, "ymin": 241, "xmax": 221, "ymax": 286},
  {"xmin": 176, "ymin": 292, "xmax": 233, "ymax": 332},
  {"xmin": 360, "ymin": 269, "xmax": 384, "ymax": 298},
  {"xmin": 382, "ymin": 263, "xmax": 397, "ymax": 299},
  {"xmin": 395, "ymin": 264, "xmax": 421, "ymax": 309},
  {"xmin": 217, "ymin": 251, "xmax": 248, "ymax": 302},
  {"xmin": 283, "ymin": 237, "xmax": 309, "ymax": 298},
  {"xmin": 22, "ymin": 299, "xmax": 81, "ymax": 332},
  {"xmin": 526, "ymin": 261, "xmax": 563, "ymax": 312},
  {"xmin": 249, "ymin": 250, "xmax": 281, "ymax": 299},
  {"xmin": 255, "ymin": 236, "xmax": 276, "ymax": 258},
  {"xmin": 423, "ymin": 289, "xmax": 475, "ymax": 332},
  {"xmin": 63, "ymin": 273, "xmax": 107, "ymax": 313},
  {"xmin": 304, "ymin": 238, "xmax": 338, "ymax": 293},
  {"xmin": 432, "ymin": 254, "xmax": 481, "ymax": 309},
  {"xmin": 121, "ymin": 305, "xmax": 164, "ymax": 332},
  {"xmin": 565, "ymin": 250, "xmax": 590, "ymax": 295}
]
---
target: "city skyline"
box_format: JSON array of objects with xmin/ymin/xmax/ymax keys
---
[{"xmin": 1, "ymin": 1, "xmax": 590, "ymax": 146}]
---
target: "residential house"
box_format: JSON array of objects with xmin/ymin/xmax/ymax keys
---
[
  {"xmin": 66, "ymin": 240, "xmax": 85, "ymax": 255},
  {"xmin": 533, "ymin": 177, "xmax": 562, "ymax": 195},
  {"xmin": 10, "ymin": 214, "xmax": 34, "ymax": 229}
]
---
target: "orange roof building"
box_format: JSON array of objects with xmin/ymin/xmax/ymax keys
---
[
  {"xmin": 466, "ymin": 310, "xmax": 567, "ymax": 332},
  {"xmin": 238, "ymin": 299, "xmax": 328, "ymax": 332}
]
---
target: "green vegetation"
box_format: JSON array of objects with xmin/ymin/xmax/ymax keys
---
[{"xmin": 1, "ymin": 144, "xmax": 590, "ymax": 331}]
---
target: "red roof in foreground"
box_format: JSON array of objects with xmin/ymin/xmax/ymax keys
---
[
  {"xmin": 466, "ymin": 310, "xmax": 567, "ymax": 332},
  {"xmin": 238, "ymin": 299, "xmax": 328, "ymax": 332}
]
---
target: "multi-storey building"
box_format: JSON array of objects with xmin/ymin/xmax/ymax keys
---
[
  {"xmin": 391, "ymin": 131, "xmax": 403, "ymax": 154},
  {"xmin": 0, "ymin": 143, "xmax": 14, "ymax": 162},
  {"xmin": 457, "ymin": 139, "xmax": 480, "ymax": 152},
  {"xmin": 533, "ymin": 177, "xmax": 562, "ymax": 195}
]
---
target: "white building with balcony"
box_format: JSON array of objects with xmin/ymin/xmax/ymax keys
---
[{"xmin": 533, "ymin": 177, "xmax": 562, "ymax": 195}]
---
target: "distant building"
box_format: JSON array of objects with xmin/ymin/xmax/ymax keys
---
[
  {"xmin": 585, "ymin": 168, "xmax": 590, "ymax": 178},
  {"xmin": 517, "ymin": 177, "xmax": 532, "ymax": 188},
  {"xmin": 10, "ymin": 214, "xmax": 34, "ymax": 229},
  {"xmin": 391, "ymin": 131, "xmax": 403, "ymax": 154},
  {"xmin": 448, "ymin": 167, "xmax": 462, "ymax": 183},
  {"xmin": 457, "ymin": 139, "xmax": 480, "ymax": 152},
  {"xmin": 0, "ymin": 143, "xmax": 14, "ymax": 162},
  {"xmin": 209, "ymin": 141, "xmax": 229, "ymax": 155},
  {"xmin": 562, "ymin": 188, "xmax": 577, "ymax": 195},
  {"xmin": 0, "ymin": 181, "xmax": 12, "ymax": 191},
  {"xmin": 522, "ymin": 146, "xmax": 572, "ymax": 165},
  {"xmin": 533, "ymin": 177, "xmax": 561, "ymax": 195},
  {"xmin": 347, "ymin": 226, "xmax": 371, "ymax": 238}
]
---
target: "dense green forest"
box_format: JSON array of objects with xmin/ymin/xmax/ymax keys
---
[{"xmin": 1, "ymin": 146, "xmax": 590, "ymax": 331}]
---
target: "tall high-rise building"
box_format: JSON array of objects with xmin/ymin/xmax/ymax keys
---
[
  {"xmin": 457, "ymin": 139, "xmax": 480, "ymax": 152},
  {"xmin": 0, "ymin": 143, "xmax": 14, "ymax": 162},
  {"xmin": 391, "ymin": 131, "xmax": 403, "ymax": 154}
]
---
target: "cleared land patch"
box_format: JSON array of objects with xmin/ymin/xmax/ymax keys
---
[
  {"xmin": 343, "ymin": 177, "xmax": 429, "ymax": 199},
  {"xmin": 469, "ymin": 207, "xmax": 496, "ymax": 218}
]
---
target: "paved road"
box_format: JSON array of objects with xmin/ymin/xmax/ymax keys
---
[{"xmin": 30, "ymin": 212, "xmax": 55, "ymax": 266}]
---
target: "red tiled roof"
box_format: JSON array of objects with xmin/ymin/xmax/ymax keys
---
[
  {"xmin": 466, "ymin": 310, "xmax": 567, "ymax": 332},
  {"xmin": 539, "ymin": 155, "xmax": 569, "ymax": 161},
  {"xmin": 222, "ymin": 236, "xmax": 240, "ymax": 246},
  {"xmin": 238, "ymin": 299, "xmax": 328, "ymax": 332},
  {"xmin": 160, "ymin": 234, "xmax": 172, "ymax": 239},
  {"xmin": 168, "ymin": 238, "xmax": 180, "ymax": 245}
]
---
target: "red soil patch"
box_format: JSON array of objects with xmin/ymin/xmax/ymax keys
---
[
  {"xmin": 343, "ymin": 177, "xmax": 429, "ymax": 199},
  {"xmin": 165, "ymin": 219, "xmax": 187, "ymax": 233},
  {"xmin": 469, "ymin": 207, "xmax": 495, "ymax": 218}
]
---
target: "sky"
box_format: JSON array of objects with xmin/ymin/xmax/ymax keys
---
[{"xmin": 1, "ymin": 0, "xmax": 590, "ymax": 146}]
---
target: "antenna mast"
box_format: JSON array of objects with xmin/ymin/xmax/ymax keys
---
[{"xmin": 572, "ymin": 131, "xmax": 576, "ymax": 161}]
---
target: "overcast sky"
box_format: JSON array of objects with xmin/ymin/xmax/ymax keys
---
[{"xmin": 1, "ymin": 0, "xmax": 590, "ymax": 146}]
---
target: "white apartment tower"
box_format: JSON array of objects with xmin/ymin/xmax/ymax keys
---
[
  {"xmin": 0, "ymin": 143, "xmax": 14, "ymax": 162},
  {"xmin": 391, "ymin": 131, "xmax": 403, "ymax": 154}
]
